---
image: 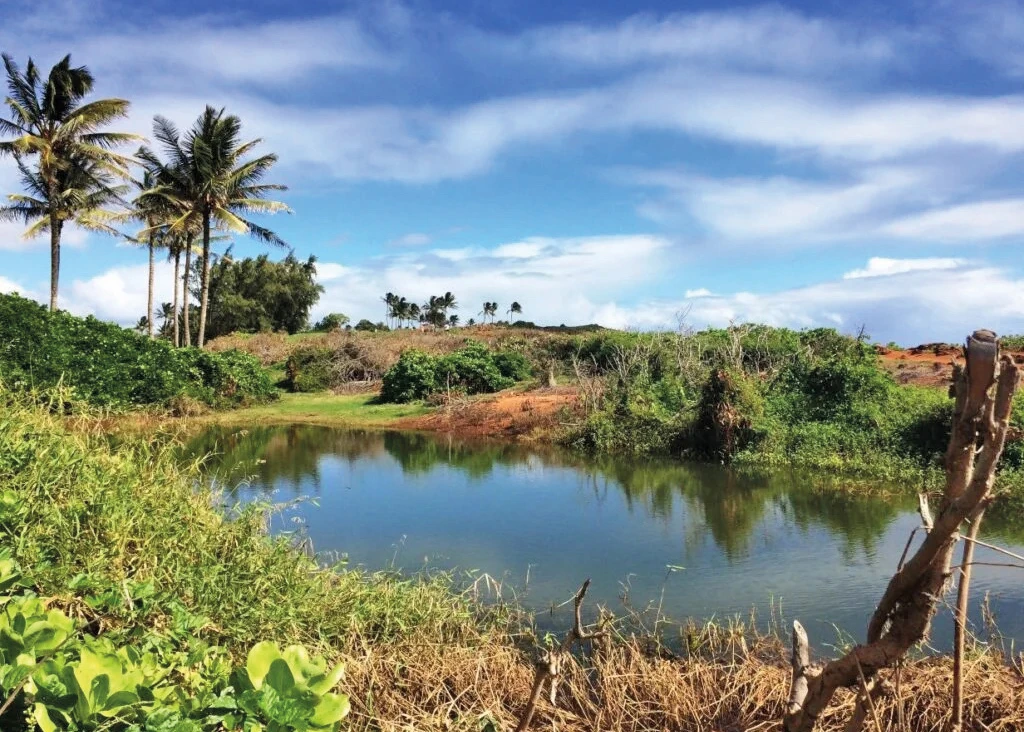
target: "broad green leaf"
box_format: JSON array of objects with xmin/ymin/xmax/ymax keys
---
[
  {"xmin": 308, "ymin": 663, "xmax": 345, "ymax": 696},
  {"xmin": 263, "ymin": 658, "xmax": 295, "ymax": 694},
  {"xmin": 34, "ymin": 703, "xmax": 57, "ymax": 732},
  {"xmin": 245, "ymin": 641, "xmax": 281, "ymax": 688},
  {"xmin": 310, "ymin": 693, "xmax": 350, "ymax": 727}
]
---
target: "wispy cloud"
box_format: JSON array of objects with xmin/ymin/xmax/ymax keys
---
[{"xmin": 842, "ymin": 257, "xmax": 966, "ymax": 279}]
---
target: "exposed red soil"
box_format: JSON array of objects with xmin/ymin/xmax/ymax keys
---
[
  {"xmin": 395, "ymin": 385, "xmax": 580, "ymax": 439},
  {"xmin": 877, "ymin": 344, "xmax": 1024, "ymax": 388}
]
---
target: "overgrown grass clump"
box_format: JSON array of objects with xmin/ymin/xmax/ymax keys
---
[{"xmin": 0, "ymin": 293, "xmax": 276, "ymax": 409}]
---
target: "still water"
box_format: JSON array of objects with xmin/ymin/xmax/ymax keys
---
[{"xmin": 186, "ymin": 425, "xmax": 1024, "ymax": 649}]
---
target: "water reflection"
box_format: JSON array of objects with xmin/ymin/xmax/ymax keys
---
[{"xmin": 183, "ymin": 425, "xmax": 1024, "ymax": 647}]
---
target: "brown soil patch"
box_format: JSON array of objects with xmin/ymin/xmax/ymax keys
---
[
  {"xmin": 877, "ymin": 344, "xmax": 1024, "ymax": 389},
  {"xmin": 395, "ymin": 385, "xmax": 580, "ymax": 439}
]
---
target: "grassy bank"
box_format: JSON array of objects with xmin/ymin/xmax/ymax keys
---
[
  {"xmin": 201, "ymin": 392, "xmax": 431, "ymax": 427},
  {"xmin": 2, "ymin": 390, "xmax": 1022, "ymax": 731}
]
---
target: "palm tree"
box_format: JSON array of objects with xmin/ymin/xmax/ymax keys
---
[
  {"xmin": 148, "ymin": 107, "xmax": 290, "ymax": 348},
  {"xmin": 155, "ymin": 301, "xmax": 174, "ymax": 338},
  {"xmin": 479, "ymin": 301, "xmax": 498, "ymax": 323},
  {"xmin": 441, "ymin": 291, "xmax": 457, "ymax": 315},
  {"xmin": 381, "ymin": 292, "xmax": 395, "ymax": 327},
  {"xmin": 128, "ymin": 167, "xmax": 172, "ymax": 338},
  {"xmin": 0, "ymin": 54, "xmax": 137, "ymax": 311},
  {"xmin": 508, "ymin": 301, "xmax": 522, "ymax": 321},
  {"xmin": 1, "ymin": 155, "xmax": 125, "ymax": 291},
  {"xmin": 448, "ymin": 314, "xmax": 459, "ymax": 328}
]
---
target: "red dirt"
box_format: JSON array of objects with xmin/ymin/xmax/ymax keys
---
[
  {"xmin": 395, "ymin": 386, "xmax": 580, "ymax": 439},
  {"xmin": 878, "ymin": 344, "xmax": 1024, "ymax": 388}
]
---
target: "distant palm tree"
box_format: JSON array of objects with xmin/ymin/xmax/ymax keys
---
[
  {"xmin": 147, "ymin": 107, "xmax": 290, "ymax": 348},
  {"xmin": 0, "ymin": 54, "xmax": 137, "ymax": 310},
  {"xmin": 128, "ymin": 168, "xmax": 172, "ymax": 338},
  {"xmin": 155, "ymin": 301, "xmax": 174, "ymax": 338},
  {"xmin": 382, "ymin": 292, "xmax": 397, "ymax": 327},
  {"xmin": 508, "ymin": 301, "xmax": 522, "ymax": 321},
  {"xmin": 479, "ymin": 301, "xmax": 498, "ymax": 323},
  {"xmin": 448, "ymin": 314, "xmax": 459, "ymax": 328}
]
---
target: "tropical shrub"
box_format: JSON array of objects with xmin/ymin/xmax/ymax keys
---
[
  {"xmin": 380, "ymin": 350, "xmax": 439, "ymax": 403},
  {"xmin": 380, "ymin": 342, "xmax": 528, "ymax": 403},
  {"xmin": 0, "ymin": 293, "xmax": 275, "ymax": 408}
]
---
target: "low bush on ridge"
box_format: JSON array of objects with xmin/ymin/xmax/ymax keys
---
[{"xmin": 0, "ymin": 293, "xmax": 275, "ymax": 408}]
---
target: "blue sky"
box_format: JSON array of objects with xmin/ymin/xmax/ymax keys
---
[{"xmin": 2, "ymin": 0, "xmax": 1024, "ymax": 343}]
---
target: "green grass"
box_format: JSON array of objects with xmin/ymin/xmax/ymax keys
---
[
  {"xmin": 206, "ymin": 391, "xmax": 432, "ymax": 427},
  {"xmin": 0, "ymin": 388, "xmax": 491, "ymax": 658}
]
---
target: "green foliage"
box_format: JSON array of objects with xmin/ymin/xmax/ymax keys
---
[
  {"xmin": 380, "ymin": 342, "xmax": 528, "ymax": 403},
  {"xmin": 380, "ymin": 350, "xmax": 438, "ymax": 403},
  {"xmin": 0, "ymin": 555, "xmax": 349, "ymax": 732},
  {"xmin": 691, "ymin": 369, "xmax": 765, "ymax": 461},
  {"xmin": 312, "ymin": 314, "xmax": 349, "ymax": 332},
  {"xmin": 353, "ymin": 319, "xmax": 387, "ymax": 332},
  {"xmin": 196, "ymin": 251, "xmax": 324, "ymax": 339},
  {"xmin": 435, "ymin": 342, "xmax": 514, "ymax": 395},
  {"xmin": 0, "ymin": 293, "xmax": 276, "ymax": 408},
  {"xmin": 561, "ymin": 325, "xmax": 991, "ymax": 483},
  {"xmin": 284, "ymin": 347, "xmax": 336, "ymax": 393}
]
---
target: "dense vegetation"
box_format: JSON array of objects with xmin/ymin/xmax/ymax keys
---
[
  {"xmin": 559, "ymin": 325, "xmax": 1021, "ymax": 483},
  {"xmin": 194, "ymin": 251, "xmax": 324, "ymax": 340},
  {"xmin": 0, "ymin": 293, "xmax": 275, "ymax": 409},
  {"xmin": 380, "ymin": 342, "xmax": 531, "ymax": 402},
  {"xmin": 0, "ymin": 389, "xmax": 499, "ymax": 731}
]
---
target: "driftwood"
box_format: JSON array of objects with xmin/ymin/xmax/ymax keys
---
[
  {"xmin": 784, "ymin": 330, "xmax": 1020, "ymax": 732},
  {"xmin": 515, "ymin": 579, "xmax": 606, "ymax": 732}
]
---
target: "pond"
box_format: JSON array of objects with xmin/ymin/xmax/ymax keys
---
[{"xmin": 185, "ymin": 424, "xmax": 1024, "ymax": 650}]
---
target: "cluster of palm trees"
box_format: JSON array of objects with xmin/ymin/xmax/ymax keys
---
[
  {"xmin": 382, "ymin": 291, "xmax": 459, "ymax": 329},
  {"xmin": 479, "ymin": 301, "xmax": 521, "ymax": 323},
  {"xmin": 0, "ymin": 53, "xmax": 289, "ymax": 348}
]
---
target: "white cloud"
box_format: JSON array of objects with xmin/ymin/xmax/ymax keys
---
[
  {"xmin": 388, "ymin": 232, "xmax": 433, "ymax": 247},
  {"xmin": 843, "ymin": 257, "xmax": 966, "ymax": 279},
  {"xmin": 685, "ymin": 288, "xmax": 713, "ymax": 298},
  {"xmin": 312, "ymin": 234, "xmax": 672, "ymax": 326},
  {"xmin": 0, "ymin": 275, "xmax": 28, "ymax": 295},
  {"xmin": 610, "ymin": 260, "xmax": 1024, "ymax": 343},
  {"xmin": 65, "ymin": 261, "xmax": 175, "ymax": 324},
  {"xmin": 882, "ymin": 199, "xmax": 1024, "ymax": 241},
  {"xmin": 630, "ymin": 166, "xmax": 930, "ymax": 240},
  {"xmin": 507, "ymin": 6, "xmax": 897, "ymax": 73}
]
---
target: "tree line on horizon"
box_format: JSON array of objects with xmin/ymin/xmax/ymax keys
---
[
  {"xmin": 381, "ymin": 292, "xmax": 522, "ymax": 330},
  {"xmin": 0, "ymin": 52, "xmax": 290, "ymax": 348}
]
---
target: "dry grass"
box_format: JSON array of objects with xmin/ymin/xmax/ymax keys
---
[
  {"xmin": 337, "ymin": 627, "xmax": 1023, "ymax": 732},
  {"xmin": 206, "ymin": 326, "xmax": 567, "ymax": 369}
]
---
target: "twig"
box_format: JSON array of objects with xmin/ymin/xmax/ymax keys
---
[{"xmin": 515, "ymin": 579, "xmax": 606, "ymax": 732}]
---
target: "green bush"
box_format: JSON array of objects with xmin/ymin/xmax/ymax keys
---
[
  {"xmin": 380, "ymin": 350, "xmax": 439, "ymax": 403},
  {"xmin": 380, "ymin": 342, "xmax": 528, "ymax": 403},
  {"xmin": 0, "ymin": 293, "xmax": 275, "ymax": 408},
  {"xmin": 435, "ymin": 341, "xmax": 514, "ymax": 395},
  {"xmin": 285, "ymin": 346, "xmax": 336, "ymax": 393}
]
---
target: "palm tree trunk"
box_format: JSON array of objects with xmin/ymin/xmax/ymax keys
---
[
  {"xmin": 183, "ymin": 235, "xmax": 193, "ymax": 347},
  {"xmin": 49, "ymin": 213, "xmax": 60, "ymax": 312},
  {"xmin": 147, "ymin": 233, "xmax": 155, "ymax": 338},
  {"xmin": 172, "ymin": 250, "xmax": 181, "ymax": 348},
  {"xmin": 197, "ymin": 212, "xmax": 211, "ymax": 348}
]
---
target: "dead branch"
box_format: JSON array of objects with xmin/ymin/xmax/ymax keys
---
[
  {"xmin": 952, "ymin": 500, "xmax": 988, "ymax": 731},
  {"xmin": 515, "ymin": 579, "xmax": 606, "ymax": 732},
  {"xmin": 783, "ymin": 330, "xmax": 1020, "ymax": 732}
]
